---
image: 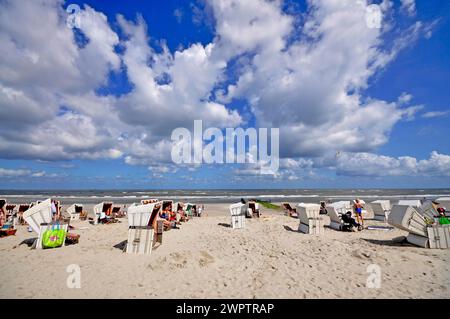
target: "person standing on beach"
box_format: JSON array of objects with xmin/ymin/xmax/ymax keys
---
[{"xmin": 354, "ymin": 199, "xmax": 364, "ymax": 228}]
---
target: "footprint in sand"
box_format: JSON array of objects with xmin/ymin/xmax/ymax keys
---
[{"xmin": 198, "ymin": 250, "xmax": 215, "ymax": 267}]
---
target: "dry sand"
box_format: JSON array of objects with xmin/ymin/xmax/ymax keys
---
[{"xmin": 0, "ymin": 203, "xmax": 449, "ymax": 299}]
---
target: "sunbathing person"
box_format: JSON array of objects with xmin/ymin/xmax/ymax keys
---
[
  {"xmin": 160, "ymin": 209, "xmax": 178, "ymax": 230},
  {"xmin": 437, "ymin": 207, "xmax": 450, "ymax": 225},
  {"xmin": 341, "ymin": 211, "xmax": 362, "ymax": 232},
  {"xmin": 319, "ymin": 201, "xmax": 328, "ymax": 215},
  {"xmin": 177, "ymin": 206, "xmax": 188, "ymax": 222},
  {"xmin": 0, "ymin": 206, "xmax": 5, "ymax": 227}
]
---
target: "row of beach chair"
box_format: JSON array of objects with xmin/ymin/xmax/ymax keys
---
[
  {"xmin": 1, "ymin": 197, "xmax": 201, "ymax": 254},
  {"xmin": 265, "ymin": 198, "xmax": 449, "ymax": 249}
]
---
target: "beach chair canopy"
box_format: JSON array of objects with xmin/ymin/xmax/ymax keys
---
[
  {"xmin": 93, "ymin": 202, "xmax": 113, "ymax": 217},
  {"xmin": 22, "ymin": 198, "xmax": 53, "ymax": 234},
  {"xmin": 229, "ymin": 203, "xmax": 246, "ymax": 216},
  {"xmin": 371, "ymin": 200, "xmax": 391, "ymax": 211},
  {"xmin": 127, "ymin": 202, "xmax": 161, "ymax": 227},
  {"xmin": 5, "ymin": 204, "xmax": 16, "ymax": 212},
  {"xmin": 112, "ymin": 206, "xmax": 121, "ymax": 213},
  {"xmin": 18, "ymin": 204, "xmax": 30, "ymax": 212},
  {"xmin": 387, "ymin": 205, "xmax": 427, "ymax": 237},
  {"xmin": 67, "ymin": 204, "xmax": 83, "ymax": 215},
  {"xmin": 328, "ymin": 201, "xmax": 349, "ymax": 215},
  {"xmin": 141, "ymin": 199, "xmax": 159, "ymax": 205},
  {"xmin": 326, "ymin": 204, "xmax": 344, "ymax": 224},
  {"xmin": 297, "ymin": 203, "xmax": 321, "ymax": 224},
  {"xmin": 162, "ymin": 200, "xmax": 173, "ymax": 211},
  {"xmin": 173, "ymin": 202, "xmax": 181, "ymax": 212}
]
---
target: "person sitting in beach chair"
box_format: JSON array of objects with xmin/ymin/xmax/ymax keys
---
[
  {"xmin": 319, "ymin": 201, "xmax": 328, "ymax": 215},
  {"xmin": 353, "ymin": 199, "xmax": 364, "ymax": 227},
  {"xmin": 437, "ymin": 207, "xmax": 450, "ymax": 225},
  {"xmin": 159, "ymin": 206, "xmax": 178, "ymax": 230},
  {"xmin": 247, "ymin": 201, "xmax": 261, "ymax": 218},
  {"xmin": 341, "ymin": 211, "xmax": 362, "ymax": 232},
  {"xmin": 282, "ymin": 203, "xmax": 297, "ymax": 217},
  {"xmin": 176, "ymin": 203, "xmax": 189, "ymax": 222},
  {"xmin": 0, "ymin": 203, "xmax": 5, "ymax": 227}
]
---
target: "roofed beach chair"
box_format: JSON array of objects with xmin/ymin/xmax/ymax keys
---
[
  {"xmin": 369, "ymin": 200, "xmax": 391, "ymax": 221},
  {"xmin": 23, "ymin": 198, "xmax": 68, "ymax": 249},
  {"xmin": 247, "ymin": 201, "xmax": 260, "ymax": 218},
  {"xmin": 327, "ymin": 201, "xmax": 350, "ymax": 231},
  {"xmin": 282, "ymin": 203, "xmax": 297, "ymax": 217},
  {"xmin": 297, "ymin": 203, "xmax": 324, "ymax": 235},
  {"xmin": 0, "ymin": 199, "xmax": 18, "ymax": 237},
  {"xmin": 93, "ymin": 202, "xmax": 114, "ymax": 225},
  {"xmin": 126, "ymin": 201, "xmax": 162, "ymax": 254},
  {"xmin": 17, "ymin": 204, "xmax": 31, "ymax": 225},
  {"xmin": 388, "ymin": 204, "xmax": 450, "ymax": 249},
  {"xmin": 172, "ymin": 202, "xmax": 185, "ymax": 222},
  {"xmin": 184, "ymin": 203, "xmax": 197, "ymax": 218},
  {"xmin": 66, "ymin": 204, "xmax": 83, "ymax": 222},
  {"xmin": 229, "ymin": 203, "xmax": 246, "ymax": 229},
  {"xmin": 434, "ymin": 197, "xmax": 450, "ymax": 217}
]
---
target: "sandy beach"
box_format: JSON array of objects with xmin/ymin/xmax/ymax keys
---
[{"xmin": 1, "ymin": 203, "xmax": 449, "ymax": 299}]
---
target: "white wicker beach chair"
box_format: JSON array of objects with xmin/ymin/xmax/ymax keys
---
[
  {"xmin": 66, "ymin": 204, "xmax": 83, "ymax": 222},
  {"xmin": 126, "ymin": 202, "xmax": 161, "ymax": 254},
  {"xmin": 93, "ymin": 202, "xmax": 113, "ymax": 225},
  {"xmin": 297, "ymin": 203, "xmax": 324, "ymax": 235},
  {"xmin": 229, "ymin": 203, "xmax": 246, "ymax": 229},
  {"xmin": 327, "ymin": 201, "xmax": 349, "ymax": 231},
  {"xmin": 369, "ymin": 200, "xmax": 391, "ymax": 221},
  {"xmin": 23, "ymin": 198, "xmax": 68, "ymax": 249}
]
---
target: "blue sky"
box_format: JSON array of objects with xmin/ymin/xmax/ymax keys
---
[{"xmin": 0, "ymin": 0, "xmax": 449, "ymax": 189}]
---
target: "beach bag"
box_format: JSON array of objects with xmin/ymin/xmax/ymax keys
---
[{"xmin": 42, "ymin": 223, "xmax": 66, "ymax": 248}]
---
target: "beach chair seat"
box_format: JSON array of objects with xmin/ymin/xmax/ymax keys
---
[
  {"xmin": 229, "ymin": 203, "xmax": 246, "ymax": 229},
  {"xmin": 126, "ymin": 202, "xmax": 161, "ymax": 254},
  {"xmin": 297, "ymin": 203, "xmax": 324, "ymax": 235}
]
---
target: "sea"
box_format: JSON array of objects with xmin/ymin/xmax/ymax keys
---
[{"xmin": 0, "ymin": 189, "xmax": 449, "ymax": 205}]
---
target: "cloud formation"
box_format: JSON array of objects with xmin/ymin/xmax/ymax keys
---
[{"xmin": 0, "ymin": 0, "xmax": 448, "ymax": 181}]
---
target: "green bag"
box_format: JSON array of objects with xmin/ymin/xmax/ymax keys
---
[
  {"xmin": 439, "ymin": 216, "xmax": 450, "ymax": 225},
  {"xmin": 42, "ymin": 223, "xmax": 66, "ymax": 248}
]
